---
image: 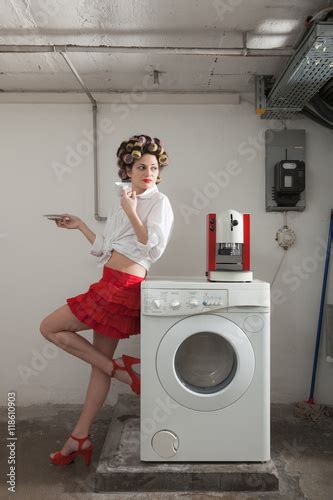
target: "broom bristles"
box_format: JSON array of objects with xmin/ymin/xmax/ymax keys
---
[{"xmin": 294, "ymin": 401, "xmax": 332, "ymax": 424}]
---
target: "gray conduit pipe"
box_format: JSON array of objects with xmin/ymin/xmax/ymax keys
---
[
  {"xmin": 55, "ymin": 49, "xmax": 104, "ymax": 222},
  {"xmin": 0, "ymin": 43, "xmax": 293, "ymax": 57}
]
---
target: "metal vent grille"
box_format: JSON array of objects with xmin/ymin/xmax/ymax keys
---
[{"xmin": 260, "ymin": 23, "xmax": 333, "ymax": 119}]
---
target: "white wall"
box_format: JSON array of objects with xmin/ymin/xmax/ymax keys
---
[{"xmin": 1, "ymin": 100, "xmax": 332, "ymax": 406}]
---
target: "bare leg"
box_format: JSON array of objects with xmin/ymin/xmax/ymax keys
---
[
  {"xmin": 73, "ymin": 332, "xmax": 119, "ymax": 435},
  {"xmin": 40, "ymin": 304, "xmax": 138, "ymax": 458},
  {"xmin": 50, "ymin": 332, "xmax": 120, "ymax": 458},
  {"xmin": 40, "ymin": 304, "xmax": 114, "ymax": 376}
]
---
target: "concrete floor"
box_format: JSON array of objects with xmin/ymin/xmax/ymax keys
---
[
  {"xmin": 95, "ymin": 394, "xmax": 279, "ymax": 493},
  {"xmin": 0, "ymin": 402, "xmax": 332, "ymax": 500}
]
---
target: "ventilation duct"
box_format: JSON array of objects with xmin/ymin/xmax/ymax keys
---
[{"xmin": 256, "ymin": 22, "xmax": 333, "ymax": 120}]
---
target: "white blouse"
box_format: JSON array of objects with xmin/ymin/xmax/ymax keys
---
[{"xmin": 90, "ymin": 184, "xmax": 174, "ymax": 271}]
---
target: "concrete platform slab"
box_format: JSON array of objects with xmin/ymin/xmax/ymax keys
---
[{"xmin": 95, "ymin": 395, "xmax": 279, "ymax": 493}]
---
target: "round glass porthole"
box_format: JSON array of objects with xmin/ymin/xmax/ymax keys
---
[
  {"xmin": 174, "ymin": 332, "xmax": 237, "ymax": 394},
  {"xmin": 156, "ymin": 314, "xmax": 255, "ymax": 411}
]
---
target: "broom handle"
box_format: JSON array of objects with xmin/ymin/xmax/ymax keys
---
[{"xmin": 308, "ymin": 210, "xmax": 333, "ymax": 403}]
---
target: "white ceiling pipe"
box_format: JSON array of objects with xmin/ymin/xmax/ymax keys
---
[
  {"xmin": 55, "ymin": 50, "xmax": 103, "ymax": 221},
  {"xmin": 57, "ymin": 50, "xmax": 96, "ymax": 105},
  {"xmin": 0, "ymin": 44, "xmax": 293, "ymax": 57}
]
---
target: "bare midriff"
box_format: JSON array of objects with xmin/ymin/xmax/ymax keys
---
[{"xmin": 104, "ymin": 249, "xmax": 147, "ymax": 278}]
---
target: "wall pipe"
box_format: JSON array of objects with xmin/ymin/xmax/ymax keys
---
[
  {"xmin": 0, "ymin": 44, "xmax": 293, "ymax": 57},
  {"xmin": 55, "ymin": 49, "xmax": 103, "ymax": 222}
]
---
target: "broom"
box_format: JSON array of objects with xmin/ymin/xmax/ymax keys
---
[{"xmin": 294, "ymin": 211, "xmax": 333, "ymax": 424}]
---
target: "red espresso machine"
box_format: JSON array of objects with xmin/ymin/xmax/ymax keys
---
[{"xmin": 206, "ymin": 209, "xmax": 253, "ymax": 282}]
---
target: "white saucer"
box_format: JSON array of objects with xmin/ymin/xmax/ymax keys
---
[{"xmin": 43, "ymin": 214, "xmax": 66, "ymax": 220}]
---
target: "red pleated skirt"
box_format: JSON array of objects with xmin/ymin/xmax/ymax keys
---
[{"xmin": 66, "ymin": 266, "xmax": 145, "ymax": 339}]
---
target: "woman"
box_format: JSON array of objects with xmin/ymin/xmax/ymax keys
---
[{"xmin": 40, "ymin": 134, "xmax": 174, "ymax": 466}]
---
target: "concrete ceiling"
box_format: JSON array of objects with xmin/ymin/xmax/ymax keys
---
[{"xmin": 0, "ymin": 0, "xmax": 329, "ymax": 94}]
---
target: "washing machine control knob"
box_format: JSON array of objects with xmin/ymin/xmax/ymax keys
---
[
  {"xmin": 152, "ymin": 299, "xmax": 162, "ymax": 309},
  {"xmin": 203, "ymin": 298, "xmax": 221, "ymax": 306},
  {"xmin": 170, "ymin": 300, "xmax": 181, "ymax": 309},
  {"xmin": 189, "ymin": 298, "xmax": 199, "ymax": 307}
]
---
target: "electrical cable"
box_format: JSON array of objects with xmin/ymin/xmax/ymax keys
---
[
  {"xmin": 307, "ymin": 6, "xmax": 333, "ymax": 25},
  {"xmin": 271, "ymin": 211, "xmax": 288, "ymax": 288},
  {"xmin": 271, "ymin": 251, "xmax": 287, "ymax": 288},
  {"xmin": 280, "ymin": 119, "xmax": 287, "ymax": 130}
]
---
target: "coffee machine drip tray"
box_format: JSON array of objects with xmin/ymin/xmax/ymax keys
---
[{"xmin": 208, "ymin": 270, "xmax": 253, "ymax": 282}]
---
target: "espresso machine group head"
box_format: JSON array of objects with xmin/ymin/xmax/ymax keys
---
[{"xmin": 206, "ymin": 209, "xmax": 253, "ymax": 282}]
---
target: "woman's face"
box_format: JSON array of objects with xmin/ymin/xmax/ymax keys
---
[{"xmin": 127, "ymin": 154, "xmax": 159, "ymax": 193}]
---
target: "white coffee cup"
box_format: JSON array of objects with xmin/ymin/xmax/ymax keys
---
[{"xmin": 115, "ymin": 181, "xmax": 131, "ymax": 197}]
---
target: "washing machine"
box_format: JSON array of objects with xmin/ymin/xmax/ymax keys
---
[{"xmin": 140, "ymin": 278, "xmax": 270, "ymax": 462}]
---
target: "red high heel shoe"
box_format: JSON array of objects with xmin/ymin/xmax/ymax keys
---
[
  {"xmin": 111, "ymin": 355, "xmax": 141, "ymax": 395},
  {"xmin": 50, "ymin": 433, "xmax": 93, "ymax": 466}
]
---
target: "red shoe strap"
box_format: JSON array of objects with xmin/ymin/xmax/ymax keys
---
[
  {"xmin": 70, "ymin": 434, "xmax": 90, "ymax": 451},
  {"xmin": 122, "ymin": 355, "xmax": 140, "ymax": 365}
]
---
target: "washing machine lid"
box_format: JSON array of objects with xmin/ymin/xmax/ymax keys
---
[{"xmin": 156, "ymin": 314, "xmax": 255, "ymax": 411}]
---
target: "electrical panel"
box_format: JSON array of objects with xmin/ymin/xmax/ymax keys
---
[{"xmin": 265, "ymin": 129, "xmax": 306, "ymax": 212}]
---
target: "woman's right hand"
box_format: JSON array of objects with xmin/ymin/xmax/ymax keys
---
[{"xmin": 55, "ymin": 213, "xmax": 83, "ymax": 230}]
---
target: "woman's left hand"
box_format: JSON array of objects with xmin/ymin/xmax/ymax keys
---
[{"xmin": 121, "ymin": 189, "xmax": 137, "ymax": 216}]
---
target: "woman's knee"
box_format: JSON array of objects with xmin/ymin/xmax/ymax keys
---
[
  {"xmin": 39, "ymin": 317, "xmax": 54, "ymax": 340},
  {"xmin": 39, "ymin": 317, "xmax": 73, "ymax": 348},
  {"xmin": 39, "ymin": 307, "xmax": 69, "ymax": 340},
  {"xmin": 39, "ymin": 304, "xmax": 90, "ymax": 339}
]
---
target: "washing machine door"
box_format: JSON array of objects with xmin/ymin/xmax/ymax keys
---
[{"xmin": 156, "ymin": 314, "xmax": 255, "ymax": 411}]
